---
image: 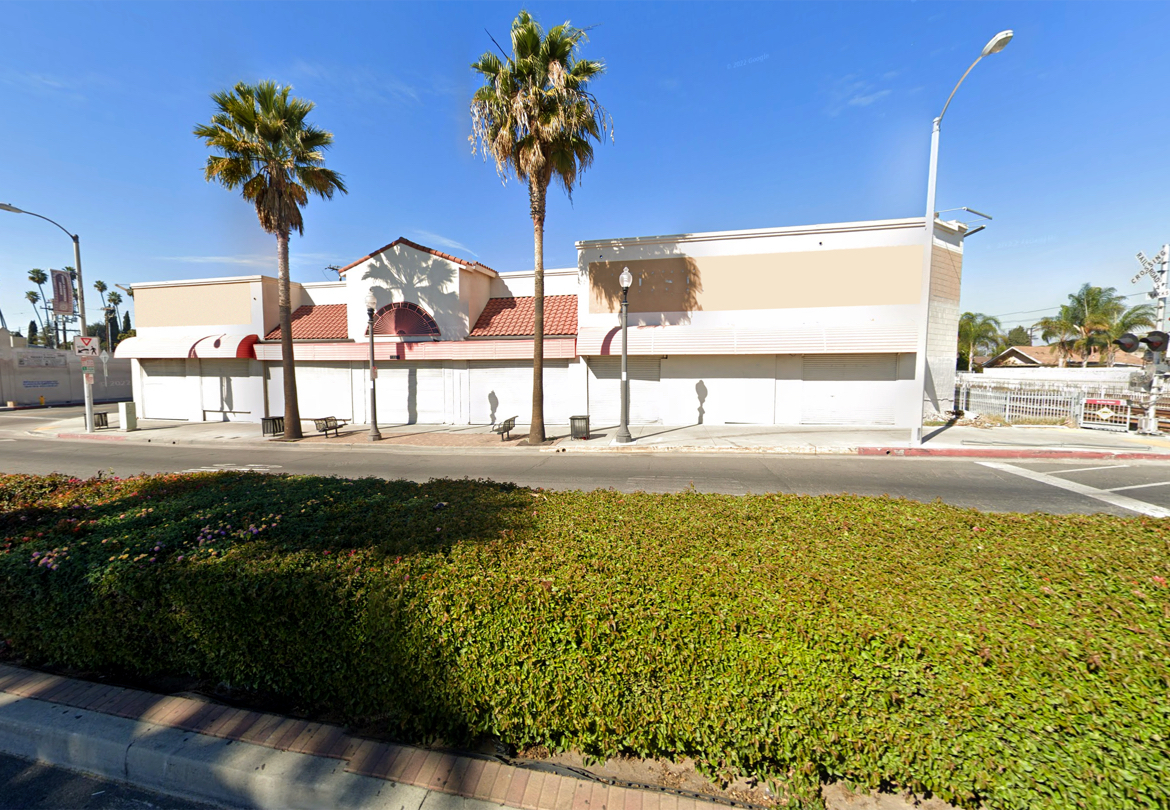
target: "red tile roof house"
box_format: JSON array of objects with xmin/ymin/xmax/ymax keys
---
[{"xmin": 116, "ymin": 216, "xmax": 972, "ymax": 432}]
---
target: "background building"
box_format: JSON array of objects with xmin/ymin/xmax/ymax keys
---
[{"xmin": 116, "ymin": 217, "xmax": 967, "ymax": 430}]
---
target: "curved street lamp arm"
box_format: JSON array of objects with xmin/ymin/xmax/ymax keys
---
[
  {"xmin": 22, "ymin": 210, "xmax": 78, "ymax": 241},
  {"xmin": 937, "ymin": 55, "xmax": 983, "ymax": 125}
]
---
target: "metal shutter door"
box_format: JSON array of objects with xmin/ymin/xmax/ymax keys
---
[
  {"xmin": 587, "ymin": 357, "xmax": 660, "ymax": 426},
  {"xmin": 376, "ymin": 363, "xmax": 445, "ymax": 424},
  {"xmin": 801, "ymin": 354, "xmax": 898, "ymax": 425},
  {"xmin": 200, "ymin": 360, "xmax": 253, "ymax": 421},
  {"xmin": 142, "ymin": 360, "xmax": 189, "ymax": 420},
  {"xmin": 296, "ymin": 363, "xmax": 355, "ymax": 422}
]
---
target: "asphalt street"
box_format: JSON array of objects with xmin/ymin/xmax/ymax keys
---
[
  {"xmin": 0, "ymin": 752, "xmax": 226, "ymax": 810},
  {"xmin": 3, "ymin": 407, "xmax": 1170, "ymax": 516}
]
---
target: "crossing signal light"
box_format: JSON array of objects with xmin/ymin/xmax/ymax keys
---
[
  {"xmin": 1113, "ymin": 333, "xmax": 1141, "ymax": 353},
  {"xmin": 1140, "ymin": 331, "xmax": 1169, "ymax": 353}
]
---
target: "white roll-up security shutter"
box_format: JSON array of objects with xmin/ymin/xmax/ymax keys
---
[
  {"xmin": 587, "ymin": 357, "xmax": 660, "ymax": 426},
  {"xmin": 296, "ymin": 363, "xmax": 355, "ymax": 422},
  {"xmin": 200, "ymin": 360, "xmax": 253, "ymax": 421},
  {"xmin": 468, "ymin": 360, "xmax": 574, "ymax": 425},
  {"xmin": 142, "ymin": 360, "xmax": 189, "ymax": 420},
  {"xmin": 376, "ymin": 362, "xmax": 445, "ymax": 424},
  {"xmin": 800, "ymin": 354, "xmax": 898, "ymax": 425}
]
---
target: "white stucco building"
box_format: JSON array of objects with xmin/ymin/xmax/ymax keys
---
[{"xmin": 115, "ymin": 218, "xmax": 967, "ymax": 429}]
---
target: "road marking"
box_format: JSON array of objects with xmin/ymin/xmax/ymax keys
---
[
  {"xmin": 1107, "ymin": 480, "xmax": 1170, "ymax": 492},
  {"xmin": 1049, "ymin": 464, "xmax": 1130, "ymax": 475},
  {"xmin": 181, "ymin": 464, "xmax": 283, "ymax": 473},
  {"xmin": 978, "ymin": 461, "xmax": 1170, "ymax": 518}
]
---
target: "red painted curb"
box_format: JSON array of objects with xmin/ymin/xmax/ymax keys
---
[
  {"xmin": 56, "ymin": 433, "xmax": 127, "ymax": 442},
  {"xmin": 859, "ymin": 447, "xmax": 1170, "ymax": 461}
]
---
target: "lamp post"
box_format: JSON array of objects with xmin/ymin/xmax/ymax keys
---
[
  {"xmin": 365, "ymin": 291, "xmax": 382, "ymax": 441},
  {"xmin": 911, "ymin": 30, "xmax": 1013, "ymax": 445},
  {"xmin": 1, "ymin": 203, "xmax": 94, "ymax": 433},
  {"xmin": 615, "ymin": 267, "xmax": 634, "ymax": 444}
]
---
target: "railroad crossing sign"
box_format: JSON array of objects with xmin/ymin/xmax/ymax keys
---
[{"xmin": 72, "ymin": 336, "xmax": 99, "ymax": 356}]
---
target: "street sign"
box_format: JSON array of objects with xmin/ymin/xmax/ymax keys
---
[
  {"xmin": 99, "ymin": 349, "xmax": 109, "ymax": 380},
  {"xmin": 99, "ymin": 349, "xmax": 109, "ymax": 363},
  {"xmin": 73, "ymin": 336, "xmax": 99, "ymax": 356},
  {"xmin": 81, "ymin": 357, "xmax": 96, "ymax": 373},
  {"xmin": 83, "ymin": 373, "xmax": 94, "ymax": 385}
]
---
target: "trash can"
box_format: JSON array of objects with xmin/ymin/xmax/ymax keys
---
[
  {"xmin": 569, "ymin": 415, "xmax": 590, "ymax": 440},
  {"xmin": 93, "ymin": 412, "xmax": 109, "ymax": 429},
  {"xmin": 262, "ymin": 416, "xmax": 285, "ymax": 436}
]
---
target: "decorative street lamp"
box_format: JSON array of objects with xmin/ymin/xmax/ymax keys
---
[
  {"xmin": 615, "ymin": 266, "xmax": 634, "ymax": 444},
  {"xmin": 911, "ymin": 30, "xmax": 1013, "ymax": 445},
  {"xmin": 365, "ymin": 290, "xmax": 382, "ymax": 441},
  {"xmin": 0, "ymin": 203, "xmax": 94, "ymax": 433}
]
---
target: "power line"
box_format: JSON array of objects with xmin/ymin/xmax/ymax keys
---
[{"xmin": 986, "ymin": 291, "xmax": 1148, "ymax": 320}]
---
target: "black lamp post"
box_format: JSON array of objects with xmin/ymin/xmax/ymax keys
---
[
  {"xmin": 365, "ymin": 291, "xmax": 382, "ymax": 441},
  {"xmin": 615, "ymin": 266, "xmax": 634, "ymax": 444}
]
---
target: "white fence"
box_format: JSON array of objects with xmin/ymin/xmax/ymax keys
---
[{"xmin": 956, "ymin": 386, "xmax": 1083, "ymax": 424}]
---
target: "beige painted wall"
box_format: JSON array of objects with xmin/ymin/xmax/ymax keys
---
[
  {"xmin": 588, "ymin": 245, "xmax": 923, "ymax": 314},
  {"xmin": 136, "ymin": 283, "xmax": 253, "ymax": 328},
  {"xmin": 460, "ymin": 269, "xmax": 492, "ymax": 334}
]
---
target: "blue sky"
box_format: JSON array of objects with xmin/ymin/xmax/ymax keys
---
[{"xmin": 2, "ymin": 1, "xmax": 1169, "ymax": 338}]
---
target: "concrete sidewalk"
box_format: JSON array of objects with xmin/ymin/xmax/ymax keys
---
[
  {"xmin": 0, "ymin": 663, "xmax": 715, "ymax": 810},
  {"xmin": 17, "ymin": 410, "xmax": 1170, "ymax": 459}
]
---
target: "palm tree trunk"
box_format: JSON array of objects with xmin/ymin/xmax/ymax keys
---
[
  {"xmin": 277, "ymin": 230, "xmax": 303, "ymax": 439},
  {"xmin": 969, "ymin": 340, "xmax": 975, "ymax": 371},
  {"xmin": 529, "ymin": 179, "xmax": 548, "ymax": 445}
]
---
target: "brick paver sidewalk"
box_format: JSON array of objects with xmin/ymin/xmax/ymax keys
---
[{"xmin": 0, "ymin": 664, "xmax": 718, "ymax": 810}]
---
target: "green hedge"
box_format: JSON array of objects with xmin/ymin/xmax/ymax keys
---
[{"xmin": 1, "ymin": 472, "xmax": 1167, "ymax": 809}]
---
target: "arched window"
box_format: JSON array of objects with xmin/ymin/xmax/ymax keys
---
[{"xmin": 368, "ymin": 301, "xmax": 440, "ymax": 337}]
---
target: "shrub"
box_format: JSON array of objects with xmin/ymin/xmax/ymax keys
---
[{"xmin": 1, "ymin": 472, "xmax": 1167, "ymax": 809}]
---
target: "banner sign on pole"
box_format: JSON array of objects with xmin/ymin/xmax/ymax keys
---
[{"xmin": 51, "ymin": 269, "xmax": 74, "ymax": 316}]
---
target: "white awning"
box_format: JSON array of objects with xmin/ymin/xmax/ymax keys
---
[{"xmin": 115, "ymin": 334, "xmax": 258, "ymax": 360}]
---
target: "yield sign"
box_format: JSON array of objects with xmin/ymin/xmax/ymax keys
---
[{"xmin": 73, "ymin": 336, "xmax": 99, "ymax": 356}]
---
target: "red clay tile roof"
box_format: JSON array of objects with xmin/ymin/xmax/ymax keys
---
[
  {"xmin": 264, "ymin": 304, "xmax": 348, "ymax": 341},
  {"xmin": 337, "ymin": 237, "xmax": 496, "ymax": 276},
  {"xmin": 469, "ymin": 296, "xmax": 577, "ymax": 338}
]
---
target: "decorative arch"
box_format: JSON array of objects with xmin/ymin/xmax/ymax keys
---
[{"xmin": 368, "ymin": 301, "xmax": 441, "ymax": 337}]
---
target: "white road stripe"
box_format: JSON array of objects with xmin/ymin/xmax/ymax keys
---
[
  {"xmin": 1049, "ymin": 464, "xmax": 1130, "ymax": 475},
  {"xmin": 1107, "ymin": 481, "xmax": 1170, "ymax": 492},
  {"xmin": 978, "ymin": 462, "xmax": 1170, "ymax": 518}
]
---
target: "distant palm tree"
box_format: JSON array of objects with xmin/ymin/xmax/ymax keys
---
[
  {"xmin": 1101, "ymin": 301, "xmax": 1156, "ymax": 365},
  {"xmin": 28, "ymin": 269, "xmax": 49, "ymax": 340},
  {"xmin": 107, "ymin": 291, "xmax": 123, "ymax": 341},
  {"xmin": 470, "ymin": 10, "xmax": 611, "ymax": 444},
  {"xmin": 1038, "ymin": 283, "xmax": 1133, "ymax": 367},
  {"xmin": 24, "ymin": 290, "xmax": 43, "ymax": 333},
  {"xmin": 195, "ymin": 81, "xmax": 347, "ymax": 439},
  {"xmin": 958, "ymin": 312, "xmax": 1002, "ymax": 370}
]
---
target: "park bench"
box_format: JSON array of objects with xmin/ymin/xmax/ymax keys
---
[
  {"xmin": 492, "ymin": 416, "xmax": 517, "ymax": 441},
  {"xmin": 312, "ymin": 416, "xmax": 348, "ymax": 438}
]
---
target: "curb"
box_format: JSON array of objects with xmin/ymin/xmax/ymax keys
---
[
  {"xmin": 0, "ymin": 664, "xmax": 719, "ymax": 810},
  {"xmin": 859, "ymin": 447, "xmax": 1170, "ymax": 461}
]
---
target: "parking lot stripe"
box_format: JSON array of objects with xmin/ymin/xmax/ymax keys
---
[
  {"xmin": 978, "ymin": 461, "xmax": 1170, "ymax": 518},
  {"xmin": 1107, "ymin": 480, "xmax": 1170, "ymax": 492},
  {"xmin": 1048, "ymin": 464, "xmax": 1130, "ymax": 475}
]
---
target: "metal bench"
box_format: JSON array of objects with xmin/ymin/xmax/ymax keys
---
[
  {"xmin": 312, "ymin": 416, "xmax": 348, "ymax": 438},
  {"xmin": 492, "ymin": 416, "xmax": 518, "ymax": 441}
]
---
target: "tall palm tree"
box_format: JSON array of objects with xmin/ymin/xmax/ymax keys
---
[
  {"xmin": 28, "ymin": 269, "xmax": 49, "ymax": 342},
  {"xmin": 24, "ymin": 290, "xmax": 43, "ymax": 333},
  {"xmin": 471, "ymin": 10, "xmax": 611, "ymax": 444},
  {"xmin": 1038, "ymin": 283, "xmax": 1131, "ymax": 367},
  {"xmin": 195, "ymin": 81, "xmax": 347, "ymax": 440},
  {"xmin": 107, "ymin": 291, "xmax": 123, "ymax": 342},
  {"xmin": 957, "ymin": 312, "xmax": 1002, "ymax": 370}
]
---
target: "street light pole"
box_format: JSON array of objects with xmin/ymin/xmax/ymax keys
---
[
  {"xmin": 365, "ymin": 291, "xmax": 382, "ymax": 441},
  {"xmin": 615, "ymin": 267, "xmax": 634, "ymax": 444},
  {"xmin": 1, "ymin": 203, "xmax": 94, "ymax": 433},
  {"xmin": 910, "ymin": 30, "xmax": 1013, "ymax": 445}
]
